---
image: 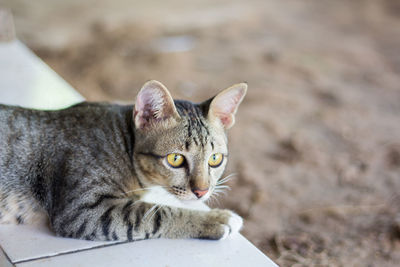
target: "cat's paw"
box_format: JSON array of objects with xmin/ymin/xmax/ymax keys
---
[
  {"xmin": 203, "ymin": 209, "xmax": 243, "ymax": 240},
  {"xmin": 226, "ymin": 211, "xmax": 243, "ymax": 237}
]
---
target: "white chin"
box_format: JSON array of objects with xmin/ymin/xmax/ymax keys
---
[
  {"xmin": 141, "ymin": 186, "xmax": 210, "ymax": 211},
  {"xmin": 180, "ymin": 199, "xmax": 210, "ymax": 211}
]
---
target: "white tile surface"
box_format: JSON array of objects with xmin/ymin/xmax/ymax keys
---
[
  {"xmin": 16, "ymin": 235, "xmax": 276, "ymax": 267},
  {"xmin": 0, "ymin": 246, "xmax": 13, "ymax": 267},
  {"xmin": 0, "ymin": 40, "xmax": 84, "ymax": 109},
  {"xmin": 0, "ymin": 224, "xmax": 116, "ymax": 263}
]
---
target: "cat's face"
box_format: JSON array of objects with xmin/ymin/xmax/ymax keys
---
[{"xmin": 132, "ymin": 81, "xmax": 247, "ymax": 202}]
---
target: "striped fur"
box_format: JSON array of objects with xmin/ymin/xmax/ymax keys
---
[{"xmin": 0, "ymin": 81, "xmax": 246, "ymax": 241}]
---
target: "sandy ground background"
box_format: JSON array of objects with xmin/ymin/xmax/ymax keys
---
[{"xmin": 1, "ymin": 0, "xmax": 400, "ymax": 265}]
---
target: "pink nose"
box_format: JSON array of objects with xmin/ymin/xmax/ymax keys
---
[{"xmin": 192, "ymin": 188, "xmax": 209, "ymax": 198}]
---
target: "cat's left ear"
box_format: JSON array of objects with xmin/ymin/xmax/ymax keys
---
[
  {"xmin": 134, "ymin": 80, "xmax": 180, "ymax": 130},
  {"xmin": 207, "ymin": 83, "xmax": 247, "ymax": 129}
]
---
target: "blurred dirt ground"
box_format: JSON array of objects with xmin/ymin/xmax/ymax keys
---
[{"xmin": 2, "ymin": 0, "xmax": 400, "ymax": 265}]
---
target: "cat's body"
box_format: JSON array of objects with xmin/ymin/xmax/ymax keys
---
[{"xmin": 0, "ymin": 81, "xmax": 246, "ymax": 241}]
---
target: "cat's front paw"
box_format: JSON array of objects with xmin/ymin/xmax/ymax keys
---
[
  {"xmin": 225, "ymin": 211, "xmax": 243, "ymax": 237},
  {"xmin": 201, "ymin": 209, "xmax": 243, "ymax": 240}
]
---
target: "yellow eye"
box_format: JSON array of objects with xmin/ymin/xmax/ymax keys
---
[
  {"xmin": 167, "ymin": 153, "xmax": 185, "ymax": 168},
  {"xmin": 208, "ymin": 153, "xmax": 224, "ymax": 167}
]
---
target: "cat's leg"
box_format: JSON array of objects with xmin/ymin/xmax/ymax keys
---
[
  {"xmin": 50, "ymin": 197, "xmax": 242, "ymax": 241},
  {"xmin": 0, "ymin": 188, "xmax": 48, "ymax": 226}
]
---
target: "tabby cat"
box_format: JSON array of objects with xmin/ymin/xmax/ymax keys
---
[{"xmin": 0, "ymin": 80, "xmax": 247, "ymax": 241}]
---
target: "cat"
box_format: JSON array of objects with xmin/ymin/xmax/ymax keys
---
[{"xmin": 0, "ymin": 80, "xmax": 247, "ymax": 241}]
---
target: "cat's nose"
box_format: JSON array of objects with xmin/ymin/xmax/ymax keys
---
[{"xmin": 192, "ymin": 188, "xmax": 209, "ymax": 198}]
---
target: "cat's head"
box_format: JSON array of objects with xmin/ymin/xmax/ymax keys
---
[{"xmin": 132, "ymin": 80, "xmax": 247, "ymax": 202}]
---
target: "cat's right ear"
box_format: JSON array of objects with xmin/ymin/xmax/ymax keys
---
[{"xmin": 134, "ymin": 80, "xmax": 180, "ymax": 130}]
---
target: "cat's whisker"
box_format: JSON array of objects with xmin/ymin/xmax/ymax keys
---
[
  {"xmin": 147, "ymin": 205, "xmax": 163, "ymax": 222},
  {"xmin": 214, "ymin": 189, "xmax": 228, "ymax": 197},
  {"xmin": 212, "ymin": 191, "xmax": 221, "ymax": 197},
  {"xmin": 206, "ymin": 195, "xmax": 214, "ymax": 206},
  {"xmin": 206, "ymin": 193, "xmax": 215, "ymax": 204},
  {"xmin": 215, "ymin": 185, "xmax": 231, "ymax": 190},
  {"xmin": 209, "ymin": 193, "xmax": 221, "ymax": 206},
  {"xmin": 124, "ymin": 200, "xmax": 141, "ymax": 208},
  {"xmin": 217, "ymin": 173, "xmax": 237, "ymax": 185},
  {"xmin": 125, "ymin": 186, "xmax": 169, "ymax": 195},
  {"xmin": 214, "ymin": 189, "xmax": 228, "ymax": 196},
  {"xmin": 218, "ymin": 173, "xmax": 237, "ymax": 183},
  {"xmin": 142, "ymin": 204, "xmax": 159, "ymax": 222},
  {"xmin": 124, "ymin": 187, "xmax": 153, "ymax": 195}
]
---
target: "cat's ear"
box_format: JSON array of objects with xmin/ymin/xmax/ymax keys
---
[
  {"xmin": 134, "ymin": 80, "xmax": 180, "ymax": 129},
  {"xmin": 207, "ymin": 83, "xmax": 247, "ymax": 129}
]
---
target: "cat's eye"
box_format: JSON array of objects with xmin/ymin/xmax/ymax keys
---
[
  {"xmin": 208, "ymin": 153, "xmax": 224, "ymax": 167},
  {"xmin": 166, "ymin": 153, "xmax": 185, "ymax": 168}
]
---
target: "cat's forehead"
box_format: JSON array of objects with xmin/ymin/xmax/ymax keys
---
[
  {"xmin": 135, "ymin": 99, "xmax": 227, "ymax": 154},
  {"xmin": 149, "ymin": 100, "xmax": 227, "ymax": 153},
  {"xmin": 174, "ymin": 100, "xmax": 211, "ymax": 148}
]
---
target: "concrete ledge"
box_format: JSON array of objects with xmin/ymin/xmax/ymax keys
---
[{"xmin": 0, "ymin": 40, "xmax": 84, "ymax": 109}]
